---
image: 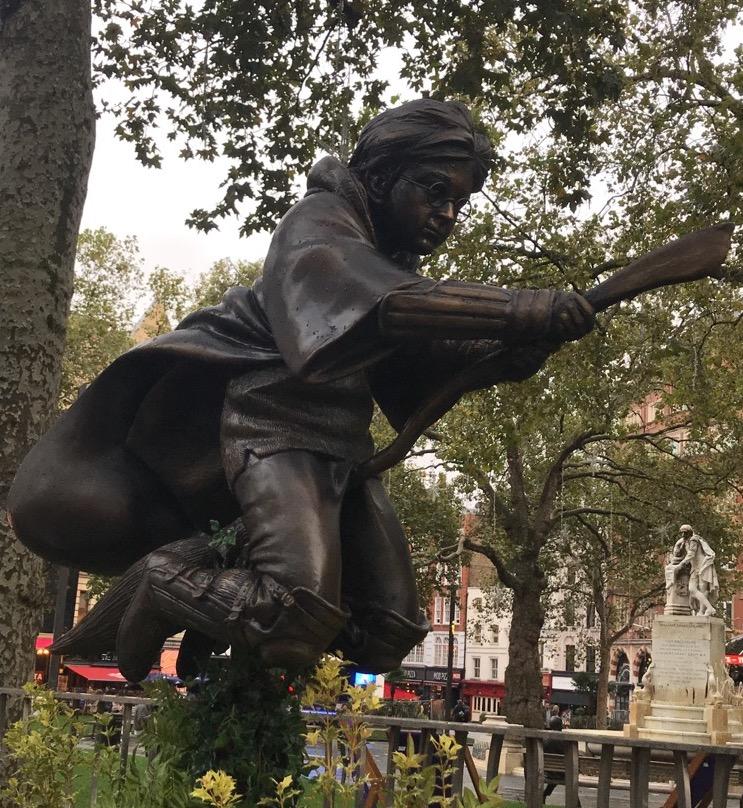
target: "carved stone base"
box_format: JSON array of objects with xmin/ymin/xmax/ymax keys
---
[{"xmin": 623, "ymin": 615, "xmax": 737, "ymax": 744}]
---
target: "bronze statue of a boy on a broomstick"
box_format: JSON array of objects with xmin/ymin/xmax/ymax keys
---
[{"xmin": 8, "ymin": 99, "xmax": 734, "ymax": 682}]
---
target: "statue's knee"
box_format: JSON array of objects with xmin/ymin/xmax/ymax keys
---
[
  {"xmin": 8, "ymin": 472, "xmax": 66, "ymax": 561},
  {"xmin": 254, "ymin": 587, "xmax": 350, "ymax": 670},
  {"xmin": 331, "ymin": 608, "xmax": 430, "ymax": 674}
]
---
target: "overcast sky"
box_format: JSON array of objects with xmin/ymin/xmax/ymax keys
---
[
  {"xmin": 79, "ymin": 22, "xmax": 739, "ymax": 286},
  {"xmin": 80, "ymin": 114, "xmax": 272, "ymax": 284},
  {"xmin": 80, "ymin": 45, "xmax": 405, "ymax": 285}
]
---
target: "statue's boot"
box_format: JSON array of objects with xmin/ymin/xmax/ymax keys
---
[
  {"xmin": 116, "ymin": 550, "xmax": 349, "ymax": 682},
  {"xmin": 332, "ymin": 605, "xmax": 429, "ymax": 673}
]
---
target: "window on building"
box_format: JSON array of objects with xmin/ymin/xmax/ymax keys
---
[
  {"xmin": 434, "ymin": 596, "xmax": 460, "ymax": 626},
  {"xmin": 434, "ymin": 596, "xmax": 445, "ymax": 625},
  {"xmin": 472, "ymin": 597, "xmax": 482, "ymax": 611},
  {"xmin": 565, "ymin": 645, "xmax": 576, "ymax": 672},
  {"xmin": 490, "ymin": 657, "xmax": 498, "ymax": 680},
  {"xmin": 434, "ymin": 636, "xmax": 459, "ymax": 667},
  {"xmin": 586, "ymin": 645, "xmax": 596, "ymax": 674},
  {"xmin": 472, "ymin": 623, "xmax": 483, "ymax": 644},
  {"xmin": 538, "ymin": 641, "xmax": 545, "ymax": 668},
  {"xmin": 565, "ymin": 600, "xmax": 575, "ymax": 626},
  {"xmin": 491, "ymin": 624, "xmax": 499, "ymax": 644},
  {"xmin": 76, "ymin": 590, "xmax": 90, "ymax": 622},
  {"xmin": 404, "ymin": 643, "xmax": 424, "ymax": 665},
  {"xmin": 586, "ymin": 602, "xmax": 596, "ymax": 628},
  {"xmin": 473, "ymin": 657, "xmax": 480, "ymax": 679}
]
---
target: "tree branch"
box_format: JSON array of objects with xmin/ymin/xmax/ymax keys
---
[
  {"xmin": 457, "ymin": 461, "xmax": 511, "ymax": 525},
  {"xmin": 608, "ymin": 584, "xmax": 664, "ymax": 645},
  {"xmin": 463, "ymin": 538, "xmax": 519, "ymax": 590},
  {"xmin": 629, "ymin": 68, "xmax": 743, "ymax": 120},
  {"xmin": 553, "ymin": 507, "xmax": 649, "ymax": 528},
  {"xmin": 535, "ymin": 429, "xmax": 601, "ymax": 534},
  {"xmin": 506, "ymin": 442, "xmax": 529, "ymax": 526},
  {"xmin": 575, "ymin": 514, "xmax": 611, "ymax": 559}
]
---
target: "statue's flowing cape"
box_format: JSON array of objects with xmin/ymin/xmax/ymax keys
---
[{"xmin": 11, "ymin": 157, "xmax": 436, "ymax": 530}]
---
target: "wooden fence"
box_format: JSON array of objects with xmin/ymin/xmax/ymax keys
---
[{"xmin": 1, "ymin": 687, "xmax": 742, "ymax": 807}]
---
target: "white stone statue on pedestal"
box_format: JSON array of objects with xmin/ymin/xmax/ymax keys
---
[
  {"xmin": 664, "ymin": 524, "xmax": 719, "ymax": 617},
  {"xmin": 626, "ymin": 526, "xmax": 738, "ymax": 744}
]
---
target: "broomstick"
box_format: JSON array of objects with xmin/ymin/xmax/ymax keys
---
[
  {"xmin": 50, "ymin": 223, "xmax": 735, "ymax": 664},
  {"xmin": 357, "ymin": 222, "xmax": 735, "ymax": 479}
]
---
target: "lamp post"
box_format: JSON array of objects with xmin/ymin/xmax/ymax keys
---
[
  {"xmin": 444, "ymin": 578, "xmax": 457, "ymax": 721},
  {"xmin": 47, "ymin": 565, "xmax": 69, "ymax": 690}
]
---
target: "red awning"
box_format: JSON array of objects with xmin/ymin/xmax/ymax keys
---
[
  {"xmin": 35, "ymin": 635, "xmax": 54, "ymax": 649},
  {"xmin": 64, "ymin": 664, "xmax": 158, "ymax": 683}
]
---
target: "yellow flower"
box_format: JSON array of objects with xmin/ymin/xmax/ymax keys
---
[{"xmin": 191, "ymin": 769, "xmax": 242, "ymax": 807}]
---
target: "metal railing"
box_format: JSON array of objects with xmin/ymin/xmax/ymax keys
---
[{"xmin": 2, "ymin": 687, "xmax": 742, "ymax": 807}]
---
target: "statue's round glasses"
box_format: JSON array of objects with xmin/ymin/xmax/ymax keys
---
[{"xmin": 399, "ymin": 177, "xmax": 472, "ymax": 221}]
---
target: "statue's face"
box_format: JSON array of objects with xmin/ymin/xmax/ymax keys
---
[{"xmin": 376, "ymin": 159, "xmax": 476, "ymax": 255}]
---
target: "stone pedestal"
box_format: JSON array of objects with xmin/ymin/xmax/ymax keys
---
[
  {"xmin": 624, "ymin": 615, "xmax": 739, "ymax": 744},
  {"xmin": 482, "ymin": 716, "xmax": 523, "ymax": 774},
  {"xmin": 653, "ymin": 615, "xmax": 724, "ymax": 705}
]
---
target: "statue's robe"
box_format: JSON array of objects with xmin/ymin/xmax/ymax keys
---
[{"xmin": 12, "ymin": 157, "xmax": 534, "ymax": 567}]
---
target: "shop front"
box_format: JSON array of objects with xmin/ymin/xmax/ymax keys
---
[
  {"xmin": 462, "ymin": 680, "xmax": 505, "ymax": 717},
  {"xmin": 726, "ymin": 652, "xmax": 743, "ymax": 685},
  {"xmin": 463, "ymin": 672, "xmax": 552, "ymax": 718},
  {"xmin": 34, "ymin": 634, "xmax": 54, "ymax": 684},
  {"xmin": 383, "ymin": 666, "xmax": 465, "ymax": 704},
  {"xmin": 62, "ymin": 662, "xmax": 162, "ymax": 691},
  {"xmin": 383, "ymin": 665, "xmax": 426, "ymax": 700},
  {"xmin": 550, "ymin": 672, "xmax": 597, "ymax": 724},
  {"xmin": 423, "ymin": 666, "xmax": 464, "ymax": 703}
]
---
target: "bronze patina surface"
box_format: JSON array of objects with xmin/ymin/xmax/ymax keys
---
[{"xmin": 8, "ymin": 99, "xmax": 731, "ymax": 682}]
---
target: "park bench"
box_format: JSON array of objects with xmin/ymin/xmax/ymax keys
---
[{"xmin": 535, "ymin": 748, "xmax": 743, "ymax": 805}]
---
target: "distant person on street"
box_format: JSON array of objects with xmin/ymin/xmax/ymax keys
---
[
  {"xmin": 452, "ymin": 698, "xmax": 470, "ymax": 722},
  {"xmin": 544, "ymin": 706, "xmax": 581, "ymax": 806}
]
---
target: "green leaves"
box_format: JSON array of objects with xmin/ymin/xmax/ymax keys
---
[
  {"xmin": 90, "ymin": 0, "xmax": 640, "ymax": 234},
  {"xmin": 0, "ymin": 685, "xmax": 85, "ymax": 808},
  {"xmin": 142, "ymin": 649, "xmax": 307, "ymax": 808}
]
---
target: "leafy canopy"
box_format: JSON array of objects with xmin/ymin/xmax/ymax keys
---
[{"xmin": 92, "ymin": 0, "xmax": 628, "ymax": 233}]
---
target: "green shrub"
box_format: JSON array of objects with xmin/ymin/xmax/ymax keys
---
[
  {"xmin": 140, "ymin": 647, "xmax": 306, "ymax": 807},
  {"xmin": 1, "ymin": 684, "xmax": 84, "ymax": 808}
]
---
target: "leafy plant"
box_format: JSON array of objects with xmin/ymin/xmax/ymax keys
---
[
  {"xmin": 141, "ymin": 647, "xmax": 307, "ymax": 807},
  {"xmin": 207, "ymin": 520, "xmax": 238, "ymax": 567},
  {"xmin": 302, "ymin": 653, "xmax": 380, "ymax": 808},
  {"xmin": 192, "ymin": 770, "xmax": 242, "ymax": 807},
  {"xmin": 389, "ymin": 735, "xmax": 434, "ymax": 808},
  {"xmin": 0, "ymin": 684, "xmax": 85, "ymax": 808},
  {"xmin": 0, "ymin": 685, "xmax": 193, "ymax": 808},
  {"xmin": 386, "ymin": 729, "xmax": 505, "ymax": 808},
  {"xmin": 256, "ymin": 775, "xmax": 302, "ymax": 808}
]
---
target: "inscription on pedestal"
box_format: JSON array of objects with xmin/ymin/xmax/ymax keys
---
[
  {"xmin": 653, "ymin": 635, "xmax": 708, "ymax": 687},
  {"xmin": 651, "ymin": 616, "xmax": 724, "ymax": 706}
]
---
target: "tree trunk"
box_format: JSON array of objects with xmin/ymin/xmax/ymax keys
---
[
  {"xmin": 594, "ymin": 587, "xmax": 610, "ymax": 730},
  {"xmin": 0, "ymin": 0, "xmax": 94, "ymax": 701},
  {"xmin": 595, "ymin": 641, "xmax": 611, "ymax": 731},
  {"xmin": 503, "ymin": 572, "xmax": 546, "ymax": 727}
]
